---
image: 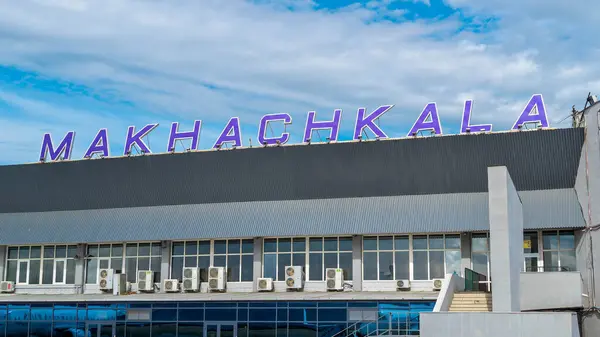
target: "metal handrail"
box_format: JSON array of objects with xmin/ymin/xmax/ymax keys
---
[{"xmin": 330, "ymin": 313, "xmax": 390, "ymax": 337}]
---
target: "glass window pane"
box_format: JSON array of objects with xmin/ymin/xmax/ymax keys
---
[
  {"xmin": 363, "ymin": 237, "xmax": 377, "ymax": 251},
  {"xmin": 242, "ymin": 239, "xmax": 254, "ymax": 254},
  {"xmin": 55, "ymin": 261, "xmax": 65, "ymax": 283},
  {"xmin": 185, "ymin": 241, "xmax": 198, "ymax": 255},
  {"xmin": 309, "ymin": 253, "xmax": 323, "ymax": 280},
  {"xmin": 42, "ymin": 260, "xmax": 53, "ymax": 284},
  {"xmin": 126, "ymin": 243, "xmax": 138, "ymax": 256},
  {"xmin": 560, "ymin": 231, "xmax": 575, "ymax": 249},
  {"xmin": 111, "ymin": 258, "xmax": 123, "ymax": 272},
  {"xmin": 292, "ymin": 253, "xmax": 306, "ymax": 269},
  {"xmin": 363, "ymin": 252, "xmax": 377, "ymax": 280},
  {"xmin": 413, "ymin": 251, "xmax": 428, "ymax": 280},
  {"xmin": 112, "ymin": 244, "xmax": 123, "ymax": 257},
  {"xmin": 264, "ymin": 239, "xmax": 277, "ymax": 253},
  {"xmin": 413, "ymin": 236, "xmax": 428, "ymax": 250},
  {"xmin": 6, "ymin": 261, "xmax": 17, "ymax": 282},
  {"xmin": 18, "ymin": 246, "xmax": 29, "ymax": 259},
  {"xmin": 199, "ymin": 241, "xmax": 211, "ymax": 255},
  {"xmin": 87, "ymin": 245, "xmax": 98, "ymax": 258},
  {"xmin": 324, "ymin": 237, "xmax": 338, "ymax": 251},
  {"xmin": 264, "ymin": 254, "xmax": 277, "ymax": 280},
  {"xmin": 523, "ymin": 232, "xmax": 539, "ymax": 254},
  {"xmin": 324, "ymin": 252, "xmax": 337, "ymax": 270},
  {"xmin": 472, "ymin": 252, "xmax": 488, "ymax": 276},
  {"xmin": 18, "ymin": 261, "xmax": 27, "ymax": 283},
  {"xmin": 339, "ymin": 237, "xmax": 353, "ymax": 251},
  {"xmin": 472, "ymin": 235, "xmax": 488, "ymax": 252},
  {"xmin": 67, "ymin": 245, "xmax": 77, "ymax": 258},
  {"xmin": 171, "ymin": 257, "xmax": 183, "ymax": 281},
  {"xmin": 394, "ymin": 236, "xmax": 409, "ymax": 250},
  {"xmin": 543, "ymin": 232, "xmax": 559, "ymax": 250},
  {"xmin": 292, "ymin": 238, "xmax": 306, "ymax": 252},
  {"xmin": 214, "ymin": 256, "xmax": 226, "ymax": 267},
  {"xmin": 214, "ymin": 240, "xmax": 227, "ymax": 254},
  {"xmin": 172, "ymin": 242, "xmax": 185, "ymax": 256},
  {"xmin": 339, "ymin": 252, "xmax": 352, "ymax": 280},
  {"xmin": 66, "ymin": 259, "xmax": 76, "ymax": 284},
  {"xmin": 429, "ymin": 236, "xmax": 444, "ymax": 249},
  {"xmin": 227, "ymin": 255, "xmax": 241, "ymax": 282},
  {"xmin": 379, "ymin": 236, "xmax": 393, "ymax": 251},
  {"xmin": 241, "ymin": 255, "xmax": 254, "ymax": 281},
  {"xmin": 445, "ymin": 235, "xmax": 461, "ymax": 249},
  {"xmin": 138, "ymin": 257, "xmax": 150, "ymax": 271},
  {"xmin": 544, "ymin": 251, "xmax": 559, "ymax": 271},
  {"xmin": 277, "ymin": 254, "xmax": 291, "ymax": 281},
  {"xmin": 199, "ymin": 256, "xmax": 210, "ymax": 282},
  {"xmin": 29, "ymin": 260, "xmax": 40, "ymax": 285},
  {"xmin": 126, "ymin": 258, "xmax": 137, "ymax": 283},
  {"xmin": 379, "ymin": 252, "xmax": 393, "ymax": 280},
  {"xmin": 99, "ymin": 244, "xmax": 111, "ymax": 257},
  {"xmin": 560, "ymin": 250, "xmax": 577, "ymax": 271},
  {"xmin": 151, "ymin": 257, "xmax": 161, "ymax": 273},
  {"xmin": 86, "ymin": 258, "xmax": 98, "ymax": 284},
  {"xmin": 430, "ymin": 251, "xmax": 445, "ymax": 279},
  {"xmin": 395, "ymin": 251, "xmax": 410, "ymax": 280},
  {"xmin": 184, "ymin": 256, "xmax": 197, "ymax": 268},
  {"xmin": 445, "ymin": 250, "xmax": 461, "ymax": 275},
  {"xmin": 151, "ymin": 243, "xmax": 162, "ymax": 256},
  {"xmin": 139, "ymin": 243, "xmax": 151, "ymax": 256},
  {"xmin": 278, "ymin": 239, "xmax": 291, "ymax": 253},
  {"xmin": 228, "ymin": 240, "xmax": 241, "ymax": 254},
  {"xmin": 8, "ymin": 247, "xmax": 18, "ymax": 259},
  {"xmin": 309, "ymin": 238, "xmax": 323, "ymax": 251},
  {"xmin": 30, "ymin": 246, "xmax": 41, "ymax": 259},
  {"xmin": 55, "ymin": 245, "xmax": 67, "ymax": 258}
]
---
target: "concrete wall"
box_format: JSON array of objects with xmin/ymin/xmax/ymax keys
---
[
  {"xmin": 520, "ymin": 272, "xmax": 584, "ymax": 311},
  {"xmin": 421, "ymin": 312, "xmax": 580, "ymax": 337},
  {"xmin": 433, "ymin": 273, "xmax": 464, "ymax": 312}
]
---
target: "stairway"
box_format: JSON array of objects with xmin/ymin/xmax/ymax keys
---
[{"xmin": 449, "ymin": 292, "xmax": 492, "ymax": 312}]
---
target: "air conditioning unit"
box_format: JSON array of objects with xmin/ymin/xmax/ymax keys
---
[
  {"xmin": 208, "ymin": 267, "xmax": 226, "ymax": 292},
  {"xmin": 138, "ymin": 271, "xmax": 155, "ymax": 292},
  {"xmin": 257, "ymin": 278, "xmax": 273, "ymax": 292},
  {"xmin": 0, "ymin": 281, "xmax": 15, "ymax": 293},
  {"xmin": 326, "ymin": 268, "xmax": 344, "ymax": 291},
  {"xmin": 432, "ymin": 278, "xmax": 444, "ymax": 290},
  {"xmin": 99, "ymin": 268, "xmax": 114, "ymax": 291},
  {"xmin": 182, "ymin": 267, "xmax": 200, "ymax": 292},
  {"xmin": 164, "ymin": 279, "xmax": 180, "ymax": 293},
  {"xmin": 285, "ymin": 266, "xmax": 304, "ymax": 290},
  {"xmin": 396, "ymin": 279, "xmax": 411, "ymax": 290}
]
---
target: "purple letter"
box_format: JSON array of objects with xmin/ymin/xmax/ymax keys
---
[
  {"xmin": 258, "ymin": 113, "xmax": 292, "ymax": 146},
  {"xmin": 167, "ymin": 120, "xmax": 202, "ymax": 152},
  {"xmin": 303, "ymin": 109, "xmax": 342, "ymax": 143},
  {"xmin": 511, "ymin": 94, "xmax": 549, "ymax": 129},
  {"xmin": 460, "ymin": 100, "xmax": 492, "ymax": 133},
  {"xmin": 353, "ymin": 105, "xmax": 393, "ymax": 140},
  {"xmin": 40, "ymin": 131, "xmax": 76, "ymax": 162},
  {"xmin": 213, "ymin": 117, "xmax": 242, "ymax": 148},
  {"xmin": 123, "ymin": 124, "xmax": 158, "ymax": 155},
  {"xmin": 84, "ymin": 129, "xmax": 110, "ymax": 158},
  {"xmin": 407, "ymin": 103, "xmax": 443, "ymax": 136}
]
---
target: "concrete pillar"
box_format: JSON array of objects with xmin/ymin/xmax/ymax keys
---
[
  {"xmin": 0, "ymin": 245, "xmax": 6, "ymax": 281},
  {"xmin": 460, "ymin": 233, "xmax": 471, "ymax": 277},
  {"xmin": 160, "ymin": 240, "xmax": 171, "ymax": 292},
  {"xmin": 253, "ymin": 238, "xmax": 263, "ymax": 292},
  {"xmin": 488, "ymin": 166, "xmax": 523, "ymax": 312},
  {"xmin": 352, "ymin": 235, "xmax": 362, "ymax": 291},
  {"xmin": 74, "ymin": 243, "xmax": 86, "ymax": 294}
]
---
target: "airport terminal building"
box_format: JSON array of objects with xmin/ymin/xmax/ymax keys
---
[{"xmin": 0, "ymin": 103, "xmax": 599, "ymax": 337}]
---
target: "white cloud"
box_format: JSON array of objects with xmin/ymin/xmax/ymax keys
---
[{"xmin": 0, "ymin": 0, "xmax": 598, "ymax": 164}]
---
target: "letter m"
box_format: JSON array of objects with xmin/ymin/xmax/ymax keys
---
[{"xmin": 39, "ymin": 132, "xmax": 76, "ymax": 162}]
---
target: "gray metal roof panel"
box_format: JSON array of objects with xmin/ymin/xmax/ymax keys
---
[
  {"xmin": 0, "ymin": 189, "xmax": 584, "ymax": 245},
  {"xmin": 0, "ymin": 128, "xmax": 585, "ymax": 213}
]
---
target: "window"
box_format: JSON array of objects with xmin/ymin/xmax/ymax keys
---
[
  {"xmin": 413, "ymin": 234, "xmax": 461, "ymax": 280},
  {"xmin": 86, "ymin": 243, "xmax": 124, "ymax": 284},
  {"xmin": 263, "ymin": 238, "xmax": 306, "ymax": 281},
  {"xmin": 363, "ymin": 236, "xmax": 409, "ymax": 281},
  {"xmin": 171, "ymin": 239, "xmax": 253, "ymax": 283},
  {"xmin": 471, "ymin": 233, "xmax": 489, "ymax": 276},
  {"xmin": 125, "ymin": 242, "xmax": 162, "ymax": 283},
  {"xmin": 308, "ymin": 237, "xmax": 353, "ymax": 281},
  {"xmin": 542, "ymin": 230, "xmax": 576, "ymax": 271},
  {"xmin": 5, "ymin": 245, "xmax": 77, "ymax": 285},
  {"xmin": 523, "ymin": 231, "xmax": 540, "ymax": 272}
]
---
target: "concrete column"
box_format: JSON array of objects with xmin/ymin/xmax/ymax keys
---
[
  {"xmin": 253, "ymin": 238, "xmax": 263, "ymax": 292},
  {"xmin": 74, "ymin": 243, "xmax": 86, "ymax": 294},
  {"xmin": 460, "ymin": 233, "xmax": 471, "ymax": 277},
  {"xmin": 488, "ymin": 166, "xmax": 523, "ymax": 312},
  {"xmin": 160, "ymin": 240, "xmax": 171, "ymax": 292},
  {"xmin": 0, "ymin": 246, "xmax": 6, "ymax": 281},
  {"xmin": 352, "ymin": 235, "xmax": 362, "ymax": 291}
]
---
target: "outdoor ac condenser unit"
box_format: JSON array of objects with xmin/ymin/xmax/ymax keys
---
[
  {"xmin": 326, "ymin": 268, "xmax": 344, "ymax": 291},
  {"xmin": 396, "ymin": 279, "xmax": 411, "ymax": 290},
  {"xmin": 257, "ymin": 277, "xmax": 274, "ymax": 292},
  {"xmin": 182, "ymin": 267, "xmax": 200, "ymax": 292},
  {"xmin": 138, "ymin": 271, "xmax": 155, "ymax": 292},
  {"xmin": 164, "ymin": 279, "xmax": 180, "ymax": 293},
  {"xmin": 285, "ymin": 266, "xmax": 304, "ymax": 290},
  {"xmin": 0, "ymin": 281, "xmax": 15, "ymax": 293},
  {"xmin": 208, "ymin": 267, "xmax": 226, "ymax": 292},
  {"xmin": 432, "ymin": 278, "xmax": 444, "ymax": 290},
  {"xmin": 99, "ymin": 268, "xmax": 114, "ymax": 291}
]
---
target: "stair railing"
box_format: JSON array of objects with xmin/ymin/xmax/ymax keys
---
[
  {"xmin": 330, "ymin": 313, "xmax": 391, "ymax": 337},
  {"xmin": 464, "ymin": 268, "xmax": 490, "ymax": 292}
]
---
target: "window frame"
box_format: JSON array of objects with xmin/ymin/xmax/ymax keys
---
[
  {"xmin": 362, "ymin": 235, "xmax": 411, "ymax": 281},
  {"xmin": 411, "ymin": 233, "xmax": 461, "ymax": 281},
  {"xmin": 5, "ymin": 245, "xmax": 77, "ymax": 286},
  {"xmin": 85, "ymin": 243, "xmax": 125, "ymax": 285},
  {"xmin": 540, "ymin": 230, "xmax": 576, "ymax": 272}
]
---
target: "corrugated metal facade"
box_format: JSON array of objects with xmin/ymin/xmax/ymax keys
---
[
  {"xmin": 0, "ymin": 189, "xmax": 584, "ymax": 245},
  {"xmin": 0, "ymin": 128, "xmax": 585, "ymax": 213}
]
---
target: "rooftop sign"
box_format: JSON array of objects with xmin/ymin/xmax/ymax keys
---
[{"xmin": 39, "ymin": 94, "xmax": 549, "ymax": 162}]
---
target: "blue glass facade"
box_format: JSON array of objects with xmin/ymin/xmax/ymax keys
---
[{"xmin": 0, "ymin": 300, "xmax": 434, "ymax": 337}]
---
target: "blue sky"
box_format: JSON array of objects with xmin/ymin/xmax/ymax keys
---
[{"xmin": 0, "ymin": 0, "xmax": 598, "ymax": 165}]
